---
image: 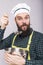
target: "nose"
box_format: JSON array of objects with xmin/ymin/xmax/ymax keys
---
[{"xmin": 22, "ymin": 19, "xmax": 26, "ymax": 23}]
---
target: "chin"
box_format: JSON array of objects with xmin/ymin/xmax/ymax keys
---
[{"xmin": 22, "ymin": 28, "xmax": 27, "ymax": 31}]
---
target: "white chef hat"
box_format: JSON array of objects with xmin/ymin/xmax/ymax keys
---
[{"xmin": 11, "ymin": 3, "xmax": 31, "ymax": 18}]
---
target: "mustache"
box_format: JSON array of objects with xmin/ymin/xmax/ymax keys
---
[{"xmin": 21, "ymin": 23, "xmax": 28, "ymax": 27}]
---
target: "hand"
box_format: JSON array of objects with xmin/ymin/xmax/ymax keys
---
[
  {"xmin": 4, "ymin": 52, "xmax": 26, "ymax": 65},
  {"xmin": 0, "ymin": 13, "xmax": 9, "ymax": 29}
]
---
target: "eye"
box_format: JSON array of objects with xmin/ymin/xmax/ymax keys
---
[
  {"xmin": 25, "ymin": 15, "xmax": 30, "ymax": 19},
  {"xmin": 18, "ymin": 17, "xmax": 22, "ymax": 20},
  {"xmin": 17, "ymin": 16, "xmax": 22, "ymax": 20}
]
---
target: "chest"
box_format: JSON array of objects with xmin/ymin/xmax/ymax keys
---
[{"xmin": 13, "ymin": 35, "xmax": 29, "ymax": 48}]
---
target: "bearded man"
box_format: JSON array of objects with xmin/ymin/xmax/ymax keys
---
[{"xmin": 0, "ymin": 3, "xmax": 43, "ymax": 65}]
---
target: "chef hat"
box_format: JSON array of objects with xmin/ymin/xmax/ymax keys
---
[{"xmin": 11, "ymin": 3, "xmax": 31, "ymax": 18}]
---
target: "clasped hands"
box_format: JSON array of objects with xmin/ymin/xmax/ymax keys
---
[{"xmin": 4, "ymin": 51, "xmax": 26, "ymax": 65}]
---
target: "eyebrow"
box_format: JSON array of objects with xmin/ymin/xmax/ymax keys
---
[
  {"xmin": 4, "ymin": 16, "xmax": 8, "ymax": 18},
  {"xmin": 25, "ymin": 15, "xmax": 29, "ymax": 17},
  {"xmin": 16, "ymin": 16, "xmax": 22, "ymax": 18}
]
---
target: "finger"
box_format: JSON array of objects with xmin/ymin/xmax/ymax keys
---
[
  {"xmin": 1, "ymin": 14, "xmax": 8, "ymax": 21},
  {"xmin": 4, "ymin": 55, "xmax": 14, "ymax": 65},
  {"xmin": 1, "ymin": 17, "xmax": 9, "ymax": 23},
  {"xmin": 3, "ymin": 13, "xmax": 8, "ymax": 18},
  {"xmin": 4, "ymin": 53, "xmax": 12, "ymax": 64},
  {"xmin": 1, "ymin": 17, "xmax": 9, "ymax": 25},
  {"xmin": 4, "ymin": 53, "xmax": 17, "ymax": 64},
  {"xmin": 1, "ymin": 16, "xmax": 9, "ymax": 22},
  {"xmin": 4, "ymin": 52, "xmax": 12, "ymax": 60},
  {"xmin": 4, "ymin": 53, "xmax": 25, "ymax": 65}
]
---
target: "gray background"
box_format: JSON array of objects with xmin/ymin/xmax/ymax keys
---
[{"xmin": 0, "ymin": 0, "xmax": 43, "ymax": 65}]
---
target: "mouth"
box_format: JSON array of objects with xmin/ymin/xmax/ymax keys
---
[{"xmin": 21, "ymin": 26, "xmax": 27, "ymax": 31}]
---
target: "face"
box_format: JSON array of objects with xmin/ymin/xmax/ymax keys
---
[{"xmin": 15, "ymin": 13, "xmax": 30, "ymax": 32}]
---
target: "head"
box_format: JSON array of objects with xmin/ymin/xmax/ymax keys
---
[
  {"xmin": 15, "ymin": 12, "xmax": 30, "ymax": 32},
  {"xmin": 11, "ymin": 3, "xmax": 31, "ymax": 32}
]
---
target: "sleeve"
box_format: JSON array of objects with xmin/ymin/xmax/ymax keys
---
[
  {"xmin": 0, "ymin": 29, "xmax": 15, "ymax": 49},
  {"xmin": 25, "ymin": 33, "xmax": 43, "ymax": 65},
  {"xmin": 0, "ymin": 29, "xmax": 5, "ymax": 41}
]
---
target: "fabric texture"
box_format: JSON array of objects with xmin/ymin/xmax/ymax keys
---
[{"xmin": 0, "ymin": 28, "xmax": 43, "ymax": 65}]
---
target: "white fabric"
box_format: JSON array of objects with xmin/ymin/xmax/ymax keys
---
[{"xmin": 11, "ymin": 3, "xmax": 31, "ymax": 18}]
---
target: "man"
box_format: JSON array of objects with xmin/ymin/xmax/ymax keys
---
[{"xmin": 0, "ymin": 3, "xmax": 43, "ymax": 65}]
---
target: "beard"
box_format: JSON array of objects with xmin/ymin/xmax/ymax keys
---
[{"xmin": 16, "ymin": 22, "xmax": 30, "ymax": 33}]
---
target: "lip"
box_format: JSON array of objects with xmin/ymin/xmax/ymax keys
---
[
  {"xmin": 22, "ymin": 25, "xmax": 27, "ymax": 27},
  {"xmin": 22, "ymin": 26, "xmax": 27, "ymax": 30},
  {"xmin": 22, "ymin": 26, "xmax": 27, "ymax": 28}
]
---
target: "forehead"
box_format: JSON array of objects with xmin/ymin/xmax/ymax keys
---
[{"xmin": 15, "ymin": 12, "xmax": 30, "ymax": 18}]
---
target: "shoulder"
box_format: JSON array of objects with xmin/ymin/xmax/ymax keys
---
[
  {"xmin": 4, "ymin": 32, "xmax": 16, "ymax": 40},
  {"xmin": 33, "ymin": 30, "xmax": 43, "ymax": 42},
  {"xmin": 33, "ymin": 30, "xmax": 43, "ymax": 37},
  {"xmin": 8, "ymin": 32, "xmax": 16, "ymax": 38}
]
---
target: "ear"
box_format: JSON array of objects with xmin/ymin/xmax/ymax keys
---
[{"xmin": 14, "ymin": 17, "xmax": 17, "ymax": 23}]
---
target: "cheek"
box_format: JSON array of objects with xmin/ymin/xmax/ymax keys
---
[
  {"xmin": 27, "ymin": 21, "xmax": 30, "ymax": 25},
  {"xmin": 15, "ymin": 19, "xmax": 22, "ymax": 27},
  {"xmin": 16, "ymin": 21, "xmax": 22, "ymax": 27},
  {"xmin": 26, "ymin": 19, "xmax": 30, "ymax": 25},
  {"xmin": 23, "ymin": 18, "xmax": 30, "ymax": 24},
  {"xmin": 25, "ymin": 21, "xmax": 30, "ymax": 26}
]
